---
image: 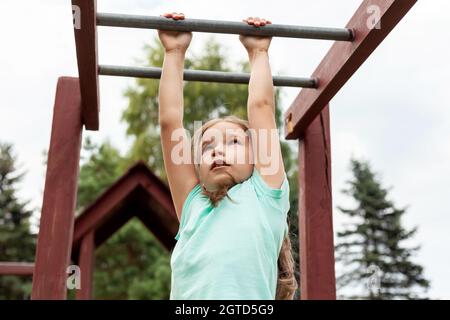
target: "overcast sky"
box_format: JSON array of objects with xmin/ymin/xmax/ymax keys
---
[{"xmin": 0, "ymin": 1, "xmax": 449, "ymax": 299}]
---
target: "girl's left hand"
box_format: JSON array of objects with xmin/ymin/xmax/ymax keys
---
[{"xmin": 239, "ymin": 17, "xmax": 272, "ymax": 53}]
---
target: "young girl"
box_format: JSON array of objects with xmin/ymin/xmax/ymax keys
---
[{"xmin": 157, "ymin": 12, "xmax": 297, "ymax": 300}]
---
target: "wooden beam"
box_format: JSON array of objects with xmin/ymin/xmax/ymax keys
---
[
  {"xmin": 72, "ymin": 0, "xmax": 100, "ymax": 130},
  {"xmin": 31, "ymin": 77, "xmax": 83, "ymax": 300},
  {"xmin": 75, "ymin": 232, "xmax": 95, "ymax": 300},
  {"xmin": 0, "ymin": 262, "xmax": 34, "ymax": 276},
  {"xmin": 284, "ymin": 0, "xmax": 417, "ymax": 139},
  {"xmin": 299, "ymin": 105, "xmax": 336, "ymax": 300}
]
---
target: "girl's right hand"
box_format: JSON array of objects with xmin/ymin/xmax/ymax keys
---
[{"xmin": 158, "ymin": 12, "xmax": 192, "ymax": 53}]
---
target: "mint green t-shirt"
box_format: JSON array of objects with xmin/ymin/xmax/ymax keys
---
[{"xmin": 170, "ymin": 169, "xmax": 290, "ymax": 300}]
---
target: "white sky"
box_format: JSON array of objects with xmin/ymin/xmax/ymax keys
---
[{"xmin": 0, "ymin": 0, "xmax": 449, "ymax": 299}]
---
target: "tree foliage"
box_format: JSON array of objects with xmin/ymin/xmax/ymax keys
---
[
  {"xmin": 336, "ymin": 159, "xmax": 429, "ymax": 299},
  {"xmin": 0, "ymin": 142, "xmax": 35, "ymax": 299}
]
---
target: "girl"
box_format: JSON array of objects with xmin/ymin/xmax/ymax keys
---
[{"xmin": 157, "ymin": 12, "xmax": 297, "ymax": 300}]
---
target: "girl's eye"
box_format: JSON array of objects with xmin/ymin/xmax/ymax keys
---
[
  {"xmin": 203, "ymin": 144, "xmax": 213, "ymax": 153},
  {"xmin": 229, "ymin": 137, "xmax": 241, "ymax": 145}
]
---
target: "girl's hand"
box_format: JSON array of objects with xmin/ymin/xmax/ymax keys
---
[
  {"xmin": 158, "ymin": 12, "xmax": 192, "ymax": 53},
  {"xmin": 239, "ymin": 17, "xmax": 272, "ymax": 54}
]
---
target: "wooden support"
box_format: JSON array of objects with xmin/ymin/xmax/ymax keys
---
[
  {"xmin": 75, "ymin": 232, "xmax": 95, "ymax": 300},
  {"xmin": 298, "ymin": 105, "xmax": 336, "ymax": 300},
  {"xmin": 0, "ymin": 262, "xmax": 34, "ymax": 276},
  {"xmin": 285, "ymin": 0, "xmax": 417, "ymax": 139},
  {"xmin": 31, "ymin": 77, "xmax": 83, "ymax": 300},
  {"xmin": 72, "ymin": 0, "xmax": 100, "ymax": 130}
]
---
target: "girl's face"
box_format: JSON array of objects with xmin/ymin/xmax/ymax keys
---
[{"xmin": 198, "ymin": 121, "xmax": 254, "ymax": 192}]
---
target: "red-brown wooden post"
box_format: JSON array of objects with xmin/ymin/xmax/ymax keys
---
[
  {"xmin": 72, "ymin": 0, "xmax": 100, "ymax": 130},
  {"xmin": 31, "ymin": 77, "xmax": 83, "ymax": 300},
  {"xmin": 75, "ymin": 232, "xmax": 95, "ymax": 300},
  {"xmin": 298, "ymin": 105, "xmax": 336, "ymax": 300}
]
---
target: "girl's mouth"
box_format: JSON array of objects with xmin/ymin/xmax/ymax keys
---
[{"xmin": 210, "ymin": 159, "xmax": 231, "ymax": 170}]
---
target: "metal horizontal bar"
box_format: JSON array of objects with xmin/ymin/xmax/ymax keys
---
[
  {"xmin": 97, "ymin": 13, "xmax": 353, "ymax": 41},
  {"xmin": 99, "ymin": 65, "xmax": 317, "ymax": 88}
]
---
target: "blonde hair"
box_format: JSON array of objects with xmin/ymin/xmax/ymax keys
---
[{"xmin": 192, "ymin": 115, "xmax": 298, "ymax": 300}]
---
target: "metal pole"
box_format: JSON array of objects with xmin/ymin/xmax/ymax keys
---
[
  {"xmin": 97, "ymin": 13, "xmax": 353, "ymax": 41},
  {"xmin": 99, "ymin": 65, "xmax": 317, "ymax": 88}
]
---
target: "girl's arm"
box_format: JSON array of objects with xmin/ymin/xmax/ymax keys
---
[
  {"xmin": 158, "ymin": 13, "xmax": 199, "ymax": 220},
  {"xmin": 240, "ymin": 17, "xmax": 286, "ymax": 188}
]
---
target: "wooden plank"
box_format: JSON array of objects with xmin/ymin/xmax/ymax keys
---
[
  {"xmin": 299, "ymin": 105, "xmax": 336, "ymax": 299},
  {"xmin": 31, "ymin": 77, "xmax": 83, "ymax": 300},
  {"xmin": 0, "ymin": 262, "xmax": 34, "ymax": 276},
  {"xmin": 75, "ymin": 232, "xmax": 95, "ymax": 300},
  {"xmin": 285, "ymin": 0, "xmax": 417, "ymax": 139},
  {"xmin": 72, "ymin": 0, "xmax": 100, "ymax": 130}
]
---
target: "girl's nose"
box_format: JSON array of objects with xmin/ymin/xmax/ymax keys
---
[{"xmin": 212, "ymin": 143, "xmax": 225, "ymax": 157}]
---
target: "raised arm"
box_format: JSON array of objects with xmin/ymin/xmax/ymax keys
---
[
  {"xmin": 158, "ymin": 13, "xmax": 199, "ymax": 219},
  {"xmin": 239, "ymin": 17, "xmax": 285, "ymax": 188}
]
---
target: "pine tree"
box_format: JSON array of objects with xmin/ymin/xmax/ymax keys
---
[
  {"xmin": 336, "ymin": 159, "xmax": 429, "ymax": 299},
  {"xmin": 0, "ymin": 142, "xmax": 36, "ymax": 299}
]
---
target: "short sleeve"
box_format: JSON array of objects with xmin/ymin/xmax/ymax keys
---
[
  {"xmin": 250, "ymin": 169, "xmax": 290, "ymax": 214},
  {"xmin": 175, "ymin": 184, "xmax": 202, "ymax": 240}
]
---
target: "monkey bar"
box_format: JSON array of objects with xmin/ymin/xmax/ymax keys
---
[
  {"xmin": 99, "ymin": 65, "xmax": 317, "ymax": 88},
  {"xmin": 24, "ymin": 0, "xmax": 417, "ymax": 300},
  {"xmin": 97, "ymin": 13, "xmax": 354, "ymax": 41}
]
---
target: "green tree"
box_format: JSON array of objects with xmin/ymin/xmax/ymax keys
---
[
  {"xmin": 336, "ymin": 159, "xmax": 429, "ymax": 299},
  {"xmin": 0, "ymin": 142, "xmax": 36, "ymax": 299},
  {"xmin": 121, "ymin": 37, "xmax": 289, "ymax": 174},
  {"xmin": 76, "ymin": 35, "xmax": 299, "ymax": 299}
]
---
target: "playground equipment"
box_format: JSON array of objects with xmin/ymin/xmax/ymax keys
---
[
  {"xmin": 0, "ymin": 0, "xmax": 417, "ymax": 300},
  {"xmin": 96, "ymin": 13, "xmax": 354, "ymax": 40},
  {"xmin": 99, "ymin": 65, "xmax": 317, "ymax": 88}
]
